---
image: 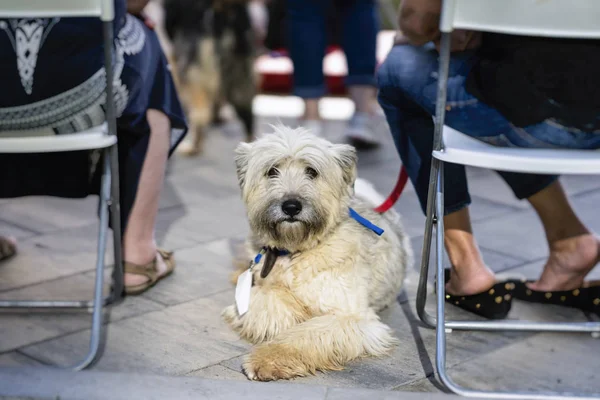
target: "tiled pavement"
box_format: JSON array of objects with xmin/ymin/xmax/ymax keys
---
[{"xmin": 1, "ymin": 112, "xmax": 599, "ymax": 398}]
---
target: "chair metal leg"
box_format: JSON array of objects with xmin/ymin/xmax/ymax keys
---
[
  {"xmin": 0, "ymin": 146, "xmax": 122, "ymax": 370},
  {"xmin": 0, "ymin": 21, "xmax": 122, "ymax": 370},
  {"xmin": 416, "ymin": 30, "xmax": 600, "ymax": 398},
  {"xmin": 69, "ymin": 147, "xmax": 112, "ymax": 371},
  {"xmin": 417, "ymin": 29, "xmax": 450, "ymax": 330},
  {"xmin": 107, "ymin": 145, "xmax": 124, "ymax": 304},
  {"xmin": 416, "ymin": 156, "xmax": 441, "ymax": 329},
  {"xmin": 415, "ymin": 28, "xmax": 600, "ymax": 334},
  {"xmin": 432, "ymin": 162, "xmax": 600, "ymax": 400}
]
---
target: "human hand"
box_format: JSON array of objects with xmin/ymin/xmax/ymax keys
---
[
  {"xmin": 139, "ymin": 11, "xmax": 156, "ymax": 30},
  {"xmin": 434, "ymin": 30, "xmax": 482, "ymax": 52},
  {"xmin": 397, "ymin": 0, "xmax": 442, "ymax": 46}
]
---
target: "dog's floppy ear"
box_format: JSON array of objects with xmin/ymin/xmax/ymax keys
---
[
  {"xmin": 332, "ymin": 144, "xmax": 357, "ymax": 186},
  {"xmin": 234, "ymin": 142, "xmax": 252, "ymax": 188}
]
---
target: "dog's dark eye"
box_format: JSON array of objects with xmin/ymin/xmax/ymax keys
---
[
  {"xmin": 267, "ymin": 167, "xmax": 279, "ymax": 178},
  {"xmin": 305, "ymin": 167, "xmax": 318, "ymax": 179}
]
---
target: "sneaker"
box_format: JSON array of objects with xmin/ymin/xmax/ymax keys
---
[{"xmin": 345, "ymin": 112, "xmax": 380, "ymax": 149}]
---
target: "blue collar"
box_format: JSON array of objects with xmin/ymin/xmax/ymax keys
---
[
  {"xmin": 254, "ymin": 248, "xmax": 289, "ymax": 264},
  {"xmin": 255, "ymin": 207, "xmax": 384, "ymax": 262},
  {"xmin": 349, "ymin": 207, "xmax": 384, "ymax": 236}
]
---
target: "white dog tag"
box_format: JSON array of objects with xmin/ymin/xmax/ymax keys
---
[{"xmin": 235, "ymin": 269, "xmax": 252, "ymax": 316}]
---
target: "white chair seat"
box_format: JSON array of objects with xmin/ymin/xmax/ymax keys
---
[
  {"xmin": 432, "ymin": 126, "xmax": 600, "ymax": 175},
  {"xmin": 0, "ymin": 124, "xmax": 116, "ymax": 153}
]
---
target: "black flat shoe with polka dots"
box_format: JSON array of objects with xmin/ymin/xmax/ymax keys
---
[
  {"xmin": 511, "ymin": 280, "xmax": 600, "ymax": 316},
  {"xmin": 443, "ymin": 269, "xmax": 514, "ymax": 320}
]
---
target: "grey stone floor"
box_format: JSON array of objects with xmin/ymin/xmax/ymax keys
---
[{"xmin": 1, "ymin": 113, "xmax": 599, "ymax": 399}]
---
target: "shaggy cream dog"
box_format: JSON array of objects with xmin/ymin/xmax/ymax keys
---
[{"xmin": 222, "ymin": 125, "xmax": 412, "ymax": 381}]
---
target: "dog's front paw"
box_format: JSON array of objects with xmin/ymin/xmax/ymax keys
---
[
  {"xmin": 221, "ymin": 304, "xmax": 243, "ymax": 330},
  {"xmin": 243, "ymin": 344, "xmax": 310, "ymax": 381}
]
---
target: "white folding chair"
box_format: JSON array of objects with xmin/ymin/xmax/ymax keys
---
[
  {"xmin": 416, "ymin": 0, "xmax": 600, "ymax": 398},
  {"xmin": 0, "ymin": 0, "xmax": 124, "ymax": 370}
]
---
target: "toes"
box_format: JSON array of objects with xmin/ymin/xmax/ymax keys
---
[{"xmin": 242, "ymin": 345, "xmax": 309, "ymax": 381}]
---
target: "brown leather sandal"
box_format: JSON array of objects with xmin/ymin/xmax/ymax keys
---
[{"xmin": 124, "ymin": 249, "xmax": 175, "ymax": 295}]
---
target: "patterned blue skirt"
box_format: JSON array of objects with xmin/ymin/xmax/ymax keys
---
[{"xmin": 0, "ymin": 9, "xmax": 188, "ymax": 229}]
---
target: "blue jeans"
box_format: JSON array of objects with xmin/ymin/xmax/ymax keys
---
[
  {"xmin": 286, "ymin": 0, "xmax": 379, "ymax": 98},
  {"xmin": 375, "ymin": 44, "xmax": 588, "ymax": 215}
]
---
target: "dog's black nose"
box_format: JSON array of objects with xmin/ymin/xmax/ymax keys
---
[{"xmin": 282, "ymin": 199, "xmax": 302, "ymax": 217}]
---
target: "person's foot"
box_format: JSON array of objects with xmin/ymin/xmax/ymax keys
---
[
  {"xmin": 528, "ymin": 233, "xmax": 600, "ymax": 292},
  {"xmin": 124, "ymin": 248, "xmax": 170, "ymax": 288},
  {"xmin": 0, "ymin": 236, "xmax": 17, "ymax": 262},
  {"xmin": 345, "ymin": 112, "xmax": 380, "ymax": 150},
  {"xmin": 445, "ymin": 264, "xmax": 497, "ymax": 296}
]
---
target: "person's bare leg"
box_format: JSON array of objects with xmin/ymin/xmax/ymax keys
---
[
  {"xmin": 444, "ymin": 207, "xmax": 496, "ymax": 295},
  {"xmin": 123, "ymin": 109, "xmax": 170, "ymax": 287},
  {"xmin": 346, "ymin": 85, "xmax": 380, "ymax": 147},
  {"xmin": 527, "ymin": 180, "xmax": 600, "ymax": 291},
  {"xmin": 348, "ymin": 85, "xmax": 377, "ymax": 115},
  {"xmin": 302, "ymin": 98, "xmax": 320, "ymax": 120}
]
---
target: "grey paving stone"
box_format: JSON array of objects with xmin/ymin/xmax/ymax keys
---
[
  {"xmin": 20, "ymin": 291, "xmax": 250, "ymax": 375},
  {"xmin": 17, "ymin": 222, "xmax": 114, "ymax": 256},
  {"xmin": 568, "ymin": 189, "xmax": 600, "ymax": 233},
  {"xmin": 0, "ymin": 273, "xmax": 163, "ymax": 353},
  {"xmin": 473, "ymin": 188, "xmax": 600, "ymax": 263},
  {"xmin": 187, "ymin": 364, "xmax": 247, "ymax": 381},
  {"xmin": 0, "ymin": 220, "xmax": 38, "ymax": 240},
  {"xmin": 0, "ymin": 352, "xmax": 41, "ymax": 367},
  {"xmin": 0, "ymin": 245, "xmax": 99, "ymax": 292},
  {"xmin": 401, "ymin": 333, "xmax": 600, "ymax": 395},
  {"xmin": 160, "ymin": 172, "xmax": 239, "ymax": 210},
  {"xmin": 326, "ymin": 387, "xmax": 457, "ymax": 400},
  {"xmin": 471, "ymin": 208, "xmax": 549, "ymax": 262},
  {"xmin": 154, "ymin": 197, "xmax": 249, "ymax": 251},
  {"xmin": 560, "ymin": 175, "xmax": 600, "ymax": 197},
  {"xmin": 0, "ymin": 367, "xmax": 329, "ymax": 400},
  {"xmin": 0, "ymin": 196, "xmax": 99, "ymax": 234},
  {"xmin": 137, "ymin": 241, "xmax": 239, "ymax": 306},
  {"xmin": 393, "ymin": 376, "xmax": 442, "ymax": 393}
]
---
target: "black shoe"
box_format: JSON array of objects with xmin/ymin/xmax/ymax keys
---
[
  {"xmin": 443, "ymin": 269, "xmax": 514, "ymax": 320},
  {"xmin": 512, "ymin": 280, "xmax": 600, "ymax": 316}
]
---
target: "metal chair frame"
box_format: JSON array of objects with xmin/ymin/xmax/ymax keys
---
[
  {"xmin": 416, "ymin": 0, "xmax": 600, "ymax": 398},
  {"xmin": 0, "ymin": 0, "xmax": 124, "ymax": 371}
]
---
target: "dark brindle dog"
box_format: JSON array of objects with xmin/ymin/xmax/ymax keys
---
[{"xmin": 164, "ymin": 0, "xmax": 256, "ymax": 155}]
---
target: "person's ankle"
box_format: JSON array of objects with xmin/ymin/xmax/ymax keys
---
[
  {"xmin": 446, "ymin": 263, "xmax": 496, "ymax": 296},
  {"xmin": 123, "ymin": 240, "xmax": 157, "ymax": 265},
  {"xmin": 547, "ymin": 225, "xmax": 590, "ymax": 248}
]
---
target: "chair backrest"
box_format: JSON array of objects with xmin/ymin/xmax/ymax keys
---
[
  {"xmin": 440, "ymin": 0, "xmax": 600, "ymax": 39},
  {"xmin": 0, "ymin": 0, "xmax": 113, "ymax": 21}
]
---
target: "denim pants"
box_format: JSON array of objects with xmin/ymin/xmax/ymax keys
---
[
  {"xmin": 286, "ymin": 0, "xmax": 379, "ymax": 98},
  {"xmin": 375, "ymin": 44, "xmax": 600, "ymax": 215}
]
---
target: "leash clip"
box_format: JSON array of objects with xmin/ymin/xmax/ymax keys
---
[{"xmin": 249, "ymin": 248, "xmax": 267, "ymax": 271}]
